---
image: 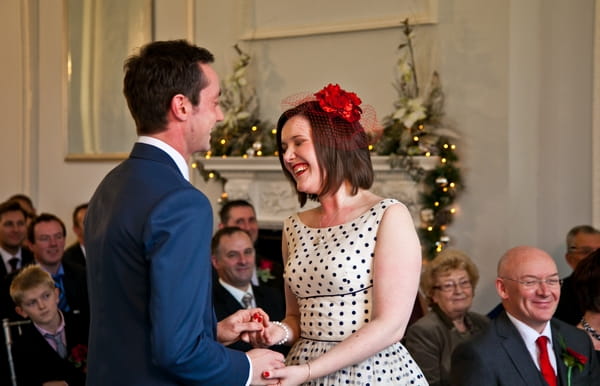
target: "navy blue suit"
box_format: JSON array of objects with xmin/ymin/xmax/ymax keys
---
[{"xmin": 85, "ymin": 143, "xmax": 249, "ymax": 385}]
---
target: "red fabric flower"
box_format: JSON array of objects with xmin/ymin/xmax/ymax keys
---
[
  {"xmin": 259, "ymin": 259, "xmax": 274, "ymax": 270},
  {"xmin": 566, "ymin": 347, "xmax": 588, "ymax": 365},
  {"xmin": 314, "ymin": 84, "xmax": 362, "ymax": 123}
]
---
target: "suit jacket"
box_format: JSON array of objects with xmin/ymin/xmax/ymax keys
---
[
  {"xmin": 404, "ymin": 304, "xmax": 489, "ymax": 386},
  {"xmin": 0, "ymin": 247, "xmax": 34, "ymax": 278},
  {"xmin": 212, "ymin": 281, "xmax": 289, "ymax": 355},
  {"xmin": 62, "ymin": 242, "xmax": 86, "ymax": 268},
  {"xmin": 12, "ymin": 312, "xmax": 88, "ymax": 386},
  {"xmin": 85, "ymin": 143, "xmax": 249, "ymax": 385},
  {"xmin": 61, "ymin": 260, "xmax": 90, "ymax": 323},
  {"xmin": 450, "ymin": 310, "xmax": 600, "ymax": 385}
]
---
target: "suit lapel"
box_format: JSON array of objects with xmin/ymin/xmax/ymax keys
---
[{"xmin": 497, "ymin": 312, "xmax": 546, "ymax": 386}]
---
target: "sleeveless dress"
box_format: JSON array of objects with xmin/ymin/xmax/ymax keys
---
[{"xmin": 283, "ymin": 198, "xmax": 428, "ymax": 385}]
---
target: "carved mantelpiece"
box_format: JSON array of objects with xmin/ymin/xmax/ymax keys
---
[{"xmin": 198, "ymin": 156, "xmax": 438, "ymax": 229}]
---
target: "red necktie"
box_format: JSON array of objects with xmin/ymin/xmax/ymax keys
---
[{"xmin": 536, "ymin": 336, "xmax": 557, "ymax": 386}]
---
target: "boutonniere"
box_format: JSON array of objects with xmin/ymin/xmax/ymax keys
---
[
  {"xmin": 256, "ymin": 259, "xmax": 275, "ymax": 283},
  {"xmin": 68, "ymin": 343, "xmax": 88, "ymax": 373},
  {"xmin": 558, "ymin": 335, "xmax": 587, "ymax": 386}
]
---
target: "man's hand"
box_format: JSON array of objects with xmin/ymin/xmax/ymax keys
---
[{"xmin": 217, "ymin": 308, "xmax": 270, "ymax": 346}]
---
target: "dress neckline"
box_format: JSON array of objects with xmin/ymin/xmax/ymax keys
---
[{"xmin": 292, "ymin": 198, "xmax": 394, "ymax": 230}]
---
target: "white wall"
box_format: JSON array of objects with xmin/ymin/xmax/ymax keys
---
[{"xmin": 0, "ymin": 0, "xmax": 596, "ymax": 313}]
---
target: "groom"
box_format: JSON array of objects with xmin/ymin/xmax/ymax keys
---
[
  {"xmin": 85, "ymin": 40, "xmax": 283, "ymax": 385},
  {"xmin": 450, "ymin": 246, "xmax": 599, "ymax": 385}
]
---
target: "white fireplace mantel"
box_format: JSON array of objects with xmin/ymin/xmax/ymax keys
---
[{"xmin": 196, "ymin": 156, "xmax": 439, "ymax": 229}]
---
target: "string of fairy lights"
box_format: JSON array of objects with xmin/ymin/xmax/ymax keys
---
[{"xmin": 193, "ymin": 20, "xmax": 463, "ymax": 260}]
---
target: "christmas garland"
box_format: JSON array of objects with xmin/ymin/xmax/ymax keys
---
[
  {"xmin": 195, "ymin": 24, "xmax": 463, "ymax": 260},
  {"xmin": 373, "ymin": 19, "xmax": 463, "ymax": 260}
]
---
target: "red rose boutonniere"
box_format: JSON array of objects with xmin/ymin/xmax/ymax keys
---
[
  {"xmin": 257, "ymin": 259, "xmax": 275, "ymax": 283},
  {"xmin": 68, "ymin": 344, "xmax": 88, "ymax": 373},
  {"xmin": 558, "ymin": 335, "xmax": 587, "ymax": 386},
  {"xmin": 314, "ymin": 83, "xmax": 363, "ymax": 123}
]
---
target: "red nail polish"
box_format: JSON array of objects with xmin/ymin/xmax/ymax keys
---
[{"xmin": 262, "ymin": 371, "xmax": 270, "ymax": 378}]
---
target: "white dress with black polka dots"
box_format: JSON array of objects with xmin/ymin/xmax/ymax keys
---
[{"xmin": 283, "ymin": 199, "xmax": 427, "ymax": 385}]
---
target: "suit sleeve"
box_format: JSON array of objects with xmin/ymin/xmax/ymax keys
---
[
  {"xmin": 404, "ymin": 321, "xmax": 444, "ymax": 385},
  {"xmin": 450, "ymin": 340, "xmax": 497, "ymax": 386},
  {"xmin": 145, "ymin": 188, "xmax": 249, "ymax": 385}
]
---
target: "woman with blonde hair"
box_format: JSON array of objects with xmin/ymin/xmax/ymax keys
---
[{"xmin": 404, "ymin": 249, "xmax": 489, "ymax": 386}]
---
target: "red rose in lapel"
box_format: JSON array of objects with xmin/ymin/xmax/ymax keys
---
[{"xmin": 565, "ymin": 347, "xmax": 587, "ymax": 365}]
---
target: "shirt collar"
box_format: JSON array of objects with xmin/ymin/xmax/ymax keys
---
[
  {"xmin": 35, "ymin": 310, "xmax": 66, "ymax": 337},
  {"xmin": 0, "ymin": 247, "xmax": 22, "ymax": 263},
  {"xmin": 137, "ymin": 136, "xmax": 189, "ymax": 181},
  {"xmin": 218, "ymin": 278, "xmax": 253, "ymax": 305}
]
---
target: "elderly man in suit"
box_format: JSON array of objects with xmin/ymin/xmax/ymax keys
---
[
  {"xmin": 85, "ymin": 40, "xmax": 283, "ymax": 386},
  {"xmin": 211, "ymin": 227, "xmax": 288, "ymax": 355},
  {"xmin": 451, "ymin": 246, "xmax": 599, "ymax": 385}
]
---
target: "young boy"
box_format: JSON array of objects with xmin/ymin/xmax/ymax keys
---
[{"xmin": 9, "ymin": 265, "xmax": 87, "ymax": 386}]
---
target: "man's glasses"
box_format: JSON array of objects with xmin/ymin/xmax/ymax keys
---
[
  {"xmin": 500, "ymin": 277, "xmax": 563, "ymax": 289},
  {"xmin": 567, "ymin": 246, "xmax": 597, "ymax": 255},
  {"xmin": 433, "ymin": 279, "xmax": 472, "ymax": 293}
]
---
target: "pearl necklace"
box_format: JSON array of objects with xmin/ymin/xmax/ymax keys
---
[{"xmin": 581, "ymin": 318, "xmax": 600, "ymax": 341}]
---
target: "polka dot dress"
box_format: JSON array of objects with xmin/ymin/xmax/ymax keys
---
[{"xmin": 283, "ymin": 199, "xmax": 427, "ymax": 385}]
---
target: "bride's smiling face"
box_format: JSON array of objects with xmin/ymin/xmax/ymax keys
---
[{"xmin": 280, "ymin": 115, "xmax": 323, "ymax": 195}]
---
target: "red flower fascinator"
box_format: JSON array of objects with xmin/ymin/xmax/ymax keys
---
[{"xmin": 280, "ymin": 84, "xmax": 382, "ymax": 150}]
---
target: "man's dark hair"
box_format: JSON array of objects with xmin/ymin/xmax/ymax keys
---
[
  {"xmin": 123, "ymin": 40, "xmax": 215, "ymax": 135},
  {"xmin": 211, "ymin": 226, "xmax": 252, "ymax": 256},
  {"xmin": 0, "ymin": 200, "xmax": 29, "ymax": 220},
  {"xmin": 27, "ymin": 213, "xmax": 66, "ymax": 244},
  {"xmin": 218, "ymin": 199, "xmax": 255, "ymax": 224},
  {"xmin": 276, "ymin": 101, "xmax": 374, "ymax": 207},
  {"xmin": 72, "ymin": 203, "xmax": 89, "ymax": 227},
  {"xmin": 572, "ymin": 248, "xmax": 600, "ymax": 313}
]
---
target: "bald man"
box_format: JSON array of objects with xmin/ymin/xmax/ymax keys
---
[{"xmin": 451, "ymin": 246, "xmax": 599, "ymax": 386}]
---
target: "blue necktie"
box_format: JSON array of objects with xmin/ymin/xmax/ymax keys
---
[{"xmin": 53, "ymin": 274, "xmax": 71, "ymax": 312}]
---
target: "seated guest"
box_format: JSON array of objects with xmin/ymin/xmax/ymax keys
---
[
  {"xmin": 218, "ymin": 199, "xmax": 284, "ymax": 290},
  {"xmin": 211, "ymin": 226, "xmax": 288, "ymax": 355},
  {"xmin": 451, "ymin": 246, "xmax": 600, "ymax": 385},
  {"xmin": 405, "ymin": 249, "xmax": 489, "ymax": 386},
  {"xmin": 10, "ymin": 265, "xmax": 87, "ymax": 386},
  {"xmin": 0, "ymin": 200, "xmax": 34, "ymax": 279},
  {"xmin": 555, "ymin": 225, "xmax": 600, "ymax": 325},
  {"xmin": 28, "ymin": 213, "xmax": 89, "ymax": 327},
  {"xmin": 62, "ymin": 203, "xmax": 88, "ymax": 269},
  {"xmin": 571, "ymin": 248, "xmax": 600, "ymax": 360}
]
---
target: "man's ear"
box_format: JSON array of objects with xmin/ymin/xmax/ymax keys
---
[
  {"xmin": 495, "ymin": 277, "xmax": 508, "ymax": 300},
  {"xmin": 14, "ymin": 305, "xmax": 29, "ymax": 319},
  {"xmin": 170, "ymin": 94, "xmax": 188, "ymax": 121}
]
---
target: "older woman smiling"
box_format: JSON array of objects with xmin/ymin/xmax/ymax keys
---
[{"xmin": 405, "ymin": 249, "xmax": 489, "ymax": 386}]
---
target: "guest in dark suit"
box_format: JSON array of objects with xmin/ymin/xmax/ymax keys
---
[
  {"xmin": 0, "ymin": 200, "xmax": 35, "ymax": 385},
  {"xmin": 218, "ymin": 199, "xmax": 285, "ymax": 291},
  {"xmin": 27, "ymin": 213, "xmax": 89, "ymax": 325},
  {"xmin": 84, "ymin": 40, "xmax": 284, "ymax": 386},
  {"xmin": 554, "ymin": 225, "xmax": 600, "ymax": 325},
  {"xmin": 62, "ymin": 202, "xmax": 88, "ymax": 269},
  {"xmin": 451, "ymin": 246, "xmax": 600, "ymax": 385},
  {"xmin": 0, "ymin": 200, "xmax": 34, "ymax": 278},
  {"xmin": 211, "ymin": 227, "xmax": 288, "ymax": 355},
  {"xmin": 9, "ymin": 265, "xmax": 87, "ymax": 386}
]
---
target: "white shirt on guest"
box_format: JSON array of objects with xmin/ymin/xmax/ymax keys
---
[{"xmin": 507, "ymin": 311, "xmax": 558, "ymax": 373}]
